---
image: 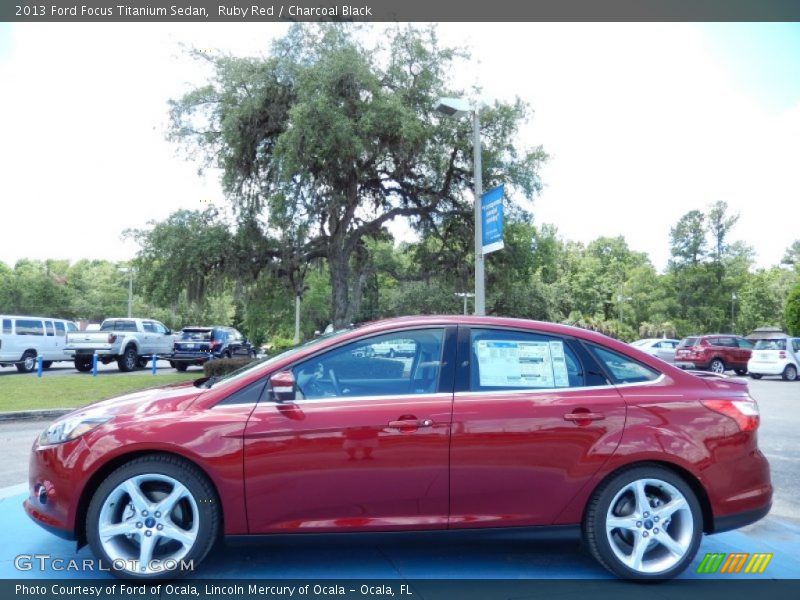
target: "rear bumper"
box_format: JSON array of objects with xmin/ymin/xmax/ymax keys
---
[
  {"xmin": 747, "ymin": 361, "xmax": 791, "ymax": 376},
  {"xmin": 64, "ymin": 348, "xmax": 117, "ymax": 357},
  {"xmin": 676, "ymin": 360, "xmax": 706, "ymax": 370},
  {"xmin": 712, "ymin": 503, "xmax": 771, "ymax": 534},
  {"xmin": 170, "ymin": 352, "xmax": 218, "ymax": 364}
]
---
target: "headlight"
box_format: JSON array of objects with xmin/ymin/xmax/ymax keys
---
[{"xmin": 38, "ymin": 415, "xmax": 112, "ymax": 446}]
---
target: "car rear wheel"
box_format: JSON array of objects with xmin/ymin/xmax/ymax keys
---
[
  {"xmin": 174, "ymin": 363, "xmax": 188, "ymax": 372},
  {"xmin": 86, "ymin": 454, "xmax": 219, "ymax": 579},
  {"xmin": 16, "ymin": 351, "xmax": 36, "ymax": 373},
  {"xmin": 583, "ymin": 465, "xmax": 702, "ymax": 580},
  {"xmin": 750, "ymin": 373, "xmax": 763, "ymax": 380},
  {"xmin": 709, "ymin": 358, "xmax": 725, "ymax": 374},
  {"xmin": 734, "ymin": 368, "xmax": 747, "ymax": 376},
  {"xmin": 42, "ymin": 361, "xmax": 53, "ymax": 370},
  {"xmin": 118, "ymin": 347, "xmax": 138, "ymax": 372},
  {"xmin": 783, "ymin": 365, "xmax": 798, "ymax": 382}
]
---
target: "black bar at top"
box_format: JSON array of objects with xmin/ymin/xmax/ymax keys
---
[{"xmin": 4, "ymin": 0, "xmax": 800, "ymax": 22}]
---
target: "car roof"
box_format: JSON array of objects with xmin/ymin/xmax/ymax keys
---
[{"xmin": 355, "ymin": 315, "xmax": 634, "ymax": 348}]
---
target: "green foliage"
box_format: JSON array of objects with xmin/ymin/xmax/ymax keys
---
[
  {"xmin": 168, "ymin": 23, "xmax": 546, "ymax": 328},
  {"xmin": 202, "ymin": 358, "xmax": 255, "ymax": 377},
  {"xmin": 785, "ymin": 282, "xmax": 800, "ymax": 336}
]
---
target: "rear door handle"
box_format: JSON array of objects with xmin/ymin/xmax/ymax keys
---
[{"xmin": 564, "ymin": 412, "xmax": 605, "ymax": 421}]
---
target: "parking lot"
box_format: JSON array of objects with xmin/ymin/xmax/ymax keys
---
[{"xmin": 0, "ymin": 376, "xmax": 797, "ymax": 581}]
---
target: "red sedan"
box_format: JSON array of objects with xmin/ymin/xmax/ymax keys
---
[{"xmin": 25, "ymin": 316, "xmax": 772, "ymax": 580}]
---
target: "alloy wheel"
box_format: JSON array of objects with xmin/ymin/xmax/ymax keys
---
[
  {"xmin": 97, "ymin": 473, "xmax": 199, "ymax": 575},
  {"xmin": 604, "ymin": 478, "xmax": 694, "ymax": 574}
]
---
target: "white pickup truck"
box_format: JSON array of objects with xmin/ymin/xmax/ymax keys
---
[{"xmin": 64, "ymin": 318, "xmax": 175, "ymax": 372}]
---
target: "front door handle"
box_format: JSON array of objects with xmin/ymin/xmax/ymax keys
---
[
  {"xmin": 564, "ymin": 412, "xmax": 605, "ymax": 421},
  {"xmin": 388, "ymin": 418, "xmax": 433, "ymax": 430}
]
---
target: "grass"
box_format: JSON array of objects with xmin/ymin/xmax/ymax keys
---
[{"xmin": 0, "ymin": 373, "xmax": 198, "ymax": 412}]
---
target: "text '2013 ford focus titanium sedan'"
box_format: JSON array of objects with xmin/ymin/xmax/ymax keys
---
[{"xmin": 25, "ymin": 316, "xmax": 772, "ymax": 580}]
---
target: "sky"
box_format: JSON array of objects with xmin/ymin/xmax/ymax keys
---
[{"xmin": 0, "ymin": 22, "xmax": 798, "ymax": 272}]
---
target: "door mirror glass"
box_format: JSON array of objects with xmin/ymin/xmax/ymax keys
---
[{"xmin": 270, "ymin": 370, "xmax": 297, "ymax": 402}]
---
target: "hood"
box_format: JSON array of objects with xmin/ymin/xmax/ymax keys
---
[{"xmin": 63, "ymin": 380, "xmax": 203, "ymax": 421}]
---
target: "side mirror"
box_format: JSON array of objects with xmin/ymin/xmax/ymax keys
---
[
  {"xmin": 165, "ymin": 329, "xmax": 172, "ymax": 335},
  {"xmin": 269, "ymin": 370, "xmax": 296, "ymax": 402}
]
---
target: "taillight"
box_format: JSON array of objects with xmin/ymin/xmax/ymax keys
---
[
  {"xmin": 702, "ymin": 398, "xmax": 759, "ymax": 432},
  {"xmin": 211, "ymin": 341, "xmax": 221, "ymax": 351},
  {"xmin": 107, "ymin": 334, "xmax": 117, "ymax": 344},
  {"xmin": 779, "ymin": 351, "xmax": 786, "ymax": 359}
]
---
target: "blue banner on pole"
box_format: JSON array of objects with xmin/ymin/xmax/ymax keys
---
[{"xmin": 481, "ymin": 185, "xmax": 505, "ymax": 255}]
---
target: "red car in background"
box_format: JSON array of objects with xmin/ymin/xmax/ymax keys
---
[
  {"xmin": 674, "ymin": 335, "xmax": 754, "ymax": 375},
  {"xmin": 25, "ymin": 316, "xmax": 771, "ymax": 581}
]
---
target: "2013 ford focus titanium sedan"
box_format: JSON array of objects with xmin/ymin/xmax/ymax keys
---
[{"xmin": 25, "ymin": 316, "xmax": 772, "ymax": 580}]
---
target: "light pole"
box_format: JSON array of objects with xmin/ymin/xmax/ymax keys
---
[
  {"xmin": 436, "ymin": 97, "xmax": 485, "ymax": 316},
  {"xmin": 731, "ymin": 291, "xmax": 737, "ymax": 333},
  {"xmin": 455, "ymin": 292, "xmax": 475, "ymax": 315},
  {"xmin": 617, "ymin": 294, "xmax": 632, "ymax": 326},
  {"xmin": 118, "ymin": 267, "xmax": 134, "ymax": 318}
]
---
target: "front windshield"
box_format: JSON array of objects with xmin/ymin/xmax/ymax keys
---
[{"xmin": 198, "ymin": 328, "xmax": 353, "ymax": 388}]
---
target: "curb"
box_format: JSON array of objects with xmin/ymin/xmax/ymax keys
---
[{"xmin": 0, "ymin": 408, "xmax": 74, "ymax": 422}]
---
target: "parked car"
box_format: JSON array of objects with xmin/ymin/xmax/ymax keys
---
[
  {"xmin": 629, "ymin": 338, "xmax": 680, "ymax": 363},
  {"xmin": 747, "ymin": 337, "xmax": 800, "ymax": 381},
  {"xmin": 26, "ymin": 316, "xmax": 771, "ymax": 581},
  {"xmin": 0, "ymin": 315, "xmax": 79, "ymax": 372},
  {"xmin": 169, "ymin": 326, "xmax": 255, "ymax": 371},
  {"xmin": 63, "ymin": 318, "xmax": 174, "ymax": 372},
  {"xmin": 674, "ymin": 334, "xmax": 753, "ymax": 375}
]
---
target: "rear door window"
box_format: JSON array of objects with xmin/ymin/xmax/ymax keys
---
[
  {"xmin": 55, "ymin": 321, "xmax": 66, "ymax": 336},
  {"xmin": 45, "ymin": 321, "xmax": 55, "ymax": 336},
  {"xmin": 2, "ymin": 319, "xmax": 11, "ymax": 334},
  {"xmin": 468, "ymin": 329, "xmax": 588, "ymax": 390}
]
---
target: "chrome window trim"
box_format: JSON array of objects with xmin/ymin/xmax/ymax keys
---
[{"xmin": 454, "ymin": 374, "xmax": 665, "ymax": 398}]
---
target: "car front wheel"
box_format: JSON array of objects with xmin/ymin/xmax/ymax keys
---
[
  {"xmin": 86, "ymin": 455, "xmax": 219, "ymax": 579},
  {"xmin": 583, "ymin": 465, "xmax": 702, "ymax": 580}
]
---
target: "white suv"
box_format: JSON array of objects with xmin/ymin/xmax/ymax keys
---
[{"xmin": 747, "ymin": 337, "xmax": 800, "ymax": 381}]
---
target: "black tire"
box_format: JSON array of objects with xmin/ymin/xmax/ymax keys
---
[
  {"xmin": 583, "ymin": 464, "xmax": 702, "ymax": 581},
  {"xmin": 222, "ymin": 350, "xmax": 231, "ymax": 359},
  {"xmin": 783, "ymin": 365, "xmax": 798, "ymax": 382},
  {"xmin": 42, "ymin": 361, "xmax": 53, "ymax": 370},
  {"xmin": 709, "ymin": 358, "xmax": 725, "ymax": 375},
  {"xmin": 16, "ymin": 350, "xmax": 36, "ymax": 373},
  {"xmin": 137, "ymin": 357, "xmax": 149, "ymax": 369},
  {"xmin": 175, "ymin": 363, "xmax": 188, "ymax": 372},
  {"xmin": 750, "ymin": 373, "xmax": 763, "ymax": 380},
  {"xmin": 118, "ymin": 346, "xmax": 138, "ymax": 372},
  {"xmin": 85, "ymin": 454, "xmax": 219, "ymax": 580},
  {"xmin": 734, "ymin": 368, "xmax": 747, "ymax": 376},
  {"xmin": 75, "ymin": 357, "xmax": 93, "ymax": 372}
]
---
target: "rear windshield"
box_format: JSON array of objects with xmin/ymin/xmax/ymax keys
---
[
  {"xmin": 754, "ymin": 339, "xmax": 786, "ymax": 350},
  {"xmin": 679, "ymin": 337, "xmax": 698, "ymax": 347},
  {"xmin": 100, "ymin": 320, "xmax": 137, "ymax": 332},
  {"xmin": 181, "ymin": 329, "xmax": 213, "ymax": 341}
]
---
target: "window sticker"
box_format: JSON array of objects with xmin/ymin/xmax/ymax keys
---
[{"xmin": 475, "ymin": 339, "xmax": 570, "ymax": 388}]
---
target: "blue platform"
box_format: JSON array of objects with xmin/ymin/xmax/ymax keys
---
[{"xmin": 2, "ymin": 492, "xmax": 798, "ymax": 580}]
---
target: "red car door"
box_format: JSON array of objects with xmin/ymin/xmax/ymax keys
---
[
  {"xmin": 243, "ymin": 327, "xmax": 455, "ymax": 533},
  {"xmin": 449, "ymin": 327, "xmax": 627, "ymax": 528}
]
